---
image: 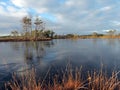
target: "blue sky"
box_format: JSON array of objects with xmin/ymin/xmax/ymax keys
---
[{"xmin": 0, "ymin": 0, "xmax": 120, "ymax": 35}]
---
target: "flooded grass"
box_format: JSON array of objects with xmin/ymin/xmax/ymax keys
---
[{"xmin": 5, "ymin": 66, "xmax": 120, "ymax": 90}]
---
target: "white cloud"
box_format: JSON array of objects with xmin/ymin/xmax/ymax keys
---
[
  {"xmin": 35, "ymin": 8, "xmax": 48, "ymax": 13},
  {"xmin": 0, "ymin": 1, "xmax": 28, "ymax": 35},
  {"xmin": 99, "ymin": 6, "xmax": 112, "ymax": 11},
  {"xmin": 65, "ymin": 0, "xmax": 74, "ymax": 6},
  {"xmin": 54, "ymin": 14, "xmax": 64, "ymax": 23},
  {"xmin": 0, "ymin": 0, "xmax": 120, "ymax": 35},
  {"xmin": 111, "ymin": 21, "xmax": 120, "ymax": 26},
  {"xmin": 0, "ymin": 6, "xmax": 6, "ymax": 15},
  {"xmin": 10, "ymin": 0, "xmax": 26, "ymax": 7},
  {"xmin": 0, "ymin": 2, "xmax": 28, "ymax": 17},
  {"xmin": 0, "ymin": 2, "xmax": 7, "ymax": 6},
  {"xmin": 8, "ymin": 7, "xmax": 28, "ymax": 17}
]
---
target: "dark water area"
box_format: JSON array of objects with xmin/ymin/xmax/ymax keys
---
[{"xmin": 0, "ymin": 39, "xmax": 120, "ymax": 89}]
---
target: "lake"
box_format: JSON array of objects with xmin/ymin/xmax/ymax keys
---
[{"xmin": 0, "ymin": 39, "xmax": 120, "ymax": 89}]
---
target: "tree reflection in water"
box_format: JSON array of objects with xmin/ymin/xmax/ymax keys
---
[
  {"xmin": 10, "ymin": 41, "xmax": 54, "ymax": 69},
  {"xmin": 6, "ymin": 41, "xmax": 54, "ymax": 78},
  {"xmin": 23, "ymin": 42, "xmax": 44, "ymax": 65}
]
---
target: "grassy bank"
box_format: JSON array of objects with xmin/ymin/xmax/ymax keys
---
[
  {"xmin": 78, "ymin": 35, "xmax": 120, "ymax": 39},
  {"xmin": 0, "ymin": 36, "xmax": 52, "ymax": 42},
  {"xmin": 1, "ymin": 35, "xmax": 120, "ymax": 42},
  {"xmin": 5, "ymin": 67, "xmax": 120, "ymax": 90}
]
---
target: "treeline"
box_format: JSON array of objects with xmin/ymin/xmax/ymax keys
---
[
  {"xmin": 54, "ymin": 30, "xmax": 120, "ymax": 39},
  {"xmin": 10, "ymin": 16, "xmax": 55, "ymax": 40}
]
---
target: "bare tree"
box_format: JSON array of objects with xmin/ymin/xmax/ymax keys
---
[
  {"xmin": 106, "ymin": 30, "xmax": 116, "ymax": 36},
  {"xmin": 22, "ymin": 16, "xmax": 32, "ymax": 39},
  {"xmin": 34, "ymin": 17, "xmax": 43, "ymax": 39},
  {"xmin": 11, "ymin": 30, "xmax": 19, "ymax": 38}
]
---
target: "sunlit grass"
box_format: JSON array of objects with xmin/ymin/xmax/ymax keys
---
[{"xmin": 5, "ymin": 66, "xmax": 120, "ymax": 90}]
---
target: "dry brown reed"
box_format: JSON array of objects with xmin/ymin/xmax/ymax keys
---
[{"xmin": 5, "ymin": 66, "xmax": 120, "ymax": 90}]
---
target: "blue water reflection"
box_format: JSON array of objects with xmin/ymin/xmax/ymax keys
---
[{"xmin": 0, "ymin": 39, "xmax": 120, "ymax": 89}]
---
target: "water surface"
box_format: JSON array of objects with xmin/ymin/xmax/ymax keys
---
[{"xmin": 0, "ymin": 39, "xmax": 120, "ymax": 88}]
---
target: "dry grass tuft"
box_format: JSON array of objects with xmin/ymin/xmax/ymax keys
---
[
  {"xmin": 5, "ymin": 67, "xmax": 120, "ymax": 90},
  {"xmin": 87, "ymin": 70, "xmax": 120, "ymax": 90},
  {"xmin": 5, "ymin": 69, "xmax": 42, "ymax": 90}
]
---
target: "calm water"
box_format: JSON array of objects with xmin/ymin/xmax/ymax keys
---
[{"xmin": 0, "ymin": 39, "xmax": 120, "ymax": 88}]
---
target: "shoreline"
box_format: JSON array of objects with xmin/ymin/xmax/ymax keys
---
[
  {"xmin": 0, "ymin": 38, "xmax": 52, "ymax": 42},
  {"xmin": 0, "ymin": 36, "xmax": 120, "ymax": 42}
]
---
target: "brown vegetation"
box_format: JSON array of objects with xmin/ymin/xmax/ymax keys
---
[
  {"xmin": 5, "ymin": 67, "xmax": 120, "ymax": 90},
  {"xmin": 0, "ymin": 36, "xmax": 51, "ymax": 42},
  {"xmin": 79, "ymin": 35, "xmax": 120, "ymax": 39}
]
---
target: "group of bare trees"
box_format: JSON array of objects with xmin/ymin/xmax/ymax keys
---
[
  {"xmin": 11, "ymin": 31, "xmax": 19, "ymax": 37},
  {"xmin": 22, "ymin": 16, "xmax": 45, "ymax": 39},
  {"xmin": 11, "ymin": 16, "xmax": 55, "ymax": 40}
]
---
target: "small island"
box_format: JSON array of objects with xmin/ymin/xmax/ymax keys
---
[{"xmin": 0, "ymin": 16, "xmax": 55, "ymax": 42}]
